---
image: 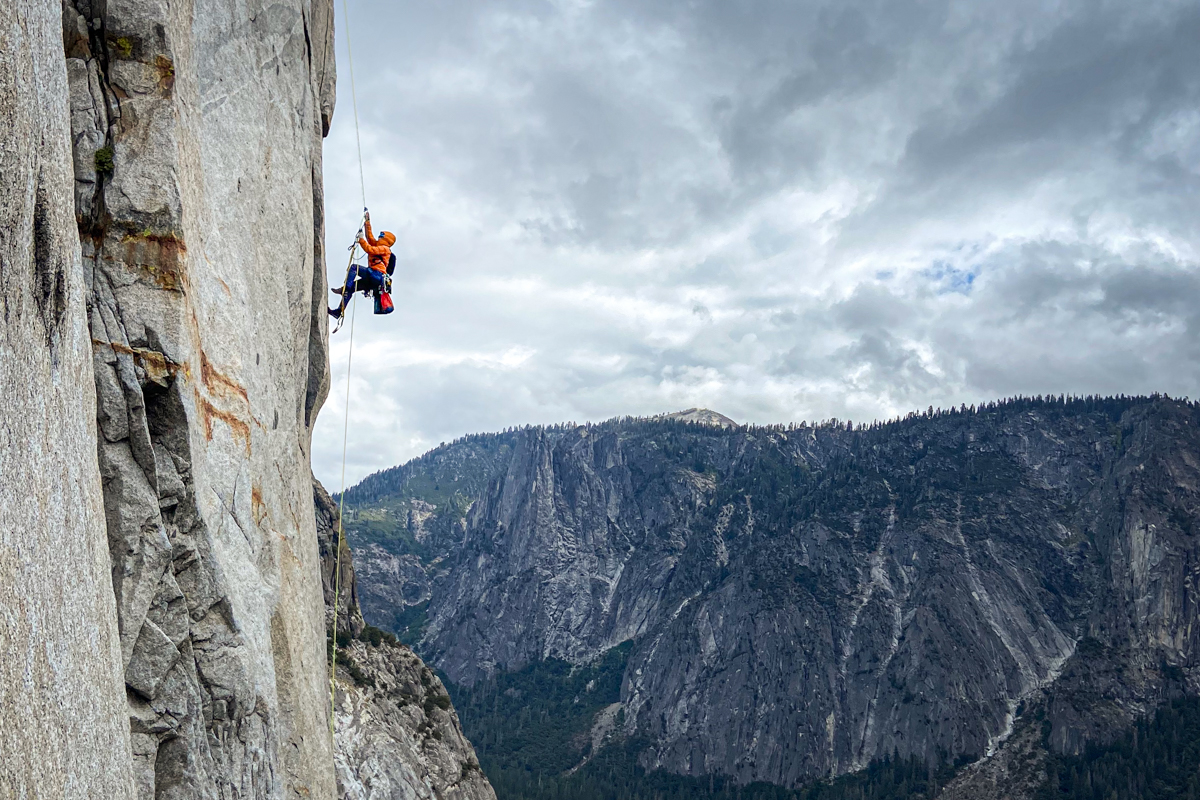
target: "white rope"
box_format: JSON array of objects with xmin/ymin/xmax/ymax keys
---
[{"xmin": 329, "ymin": 286, "xmax": 356, "ymax": 736}]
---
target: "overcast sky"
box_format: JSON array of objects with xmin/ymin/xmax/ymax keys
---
[{"xmin": 311, "ymin": 0, "xmax": 1200, "ymax": 490}]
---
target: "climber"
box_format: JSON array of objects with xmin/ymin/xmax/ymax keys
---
[{"xmin": 329, "ymin": 210, "xmax": 396, "ymax": 320}]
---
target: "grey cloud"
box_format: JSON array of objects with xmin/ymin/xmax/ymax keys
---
[
  {"xmin": 831, "ymin": 283, "xmax": 914, "ymax": 332},
  {"xmin": 937, "ymin": 244, "xmax": 1200, "ymax": 398},
  {"xmin": 901, "ymin": 5, "xmax": 1200, "ymax": 182},
  {"xmin": 840, "ymin": 331, "xmax": 943, "ymax": 394}
]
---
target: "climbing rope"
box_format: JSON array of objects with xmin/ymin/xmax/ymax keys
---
[
  {"xmin": 329, "ymin": 0, "xmax": 366, "ymax": 739},
  {"xmin": 328, "ymin": 237, "xmax": 359, "ymax": 737},
  {"xmin": 329, "ymin": 261, "xmax": 357, "ymax": 737}
]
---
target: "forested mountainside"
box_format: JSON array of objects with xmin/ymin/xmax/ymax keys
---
[{"xmin": 341, "ymin": 395, "xmax": 1200, "ymax": 797}]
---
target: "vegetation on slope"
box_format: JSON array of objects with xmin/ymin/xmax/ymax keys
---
[
  {"xmin": 455, "ymin": 670, "xmax": 1200, "ymax": 800},
  {"xmin": 1036, "ymin": 696, "xmax": 1200, "ymax": 800},
  {"xmin": 447, "ymin": 645, "xmax": 966, "ymax": 800},
  {"xmin": 447, "ymin": 642, "xmax": 632, "ymax": 779}
]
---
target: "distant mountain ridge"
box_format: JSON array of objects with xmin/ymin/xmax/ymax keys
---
[
  {"xmin": 339, "ymin": 395, "xmax": 1200, "ymax": 797},
  {"xmin": 341, "ymin": 408, "xmax": 735, "ymax": 507}
]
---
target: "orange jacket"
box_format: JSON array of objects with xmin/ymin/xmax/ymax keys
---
[{"xmin": 359, "ymin": 219, "xmax": 396, "ymax": 274}]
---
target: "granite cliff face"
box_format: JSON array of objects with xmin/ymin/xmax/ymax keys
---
[
  {"xmin": 344, "ymin": 398, "xmax": 1200, "ymax": 791},
  {"xmin": 1, "ymin": 2, "xmax": 133, "ymax": 795},
  {"xmin": 315, "ymin": 479, "xmax": 498, "ymax": 800},
  {"xmin": 66, "ymin": 0, "xmax": 336, "ymax": 794}
]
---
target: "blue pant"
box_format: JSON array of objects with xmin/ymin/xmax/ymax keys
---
[
  {"xmin": 334, "ymin": 265, "xmax": 383, "ymax": 315},
  {"xmin": 345, "ymin": 264, "xmax": 383, "ymax": 294}
]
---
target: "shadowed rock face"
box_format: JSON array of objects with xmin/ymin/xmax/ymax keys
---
[
  {"xmin": 347, "ymin": 398, "xmax": 1200, "ymax": 790},
  {"xmin": 61, "ymin": 0, "xmax": 338, "ymax": 795},
  {"xmin": 0, "ymin": 2, "xmax": 133, "ymax": 795},
  {"xmin": 316, "ymin": 476, "xmax": 366, "ymax": 639}
]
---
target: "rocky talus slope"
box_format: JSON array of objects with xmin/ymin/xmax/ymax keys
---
[
  {"xmin": 315, "ymin": 479, "xmax": 497, "ymax": 800},
  {"xmin": 344, "ymin": 398, "xmax": 1200, "ymax": 793},
  {"xmin": 1, "ymin": 2, "xmax": 133, "ymax": 795}
]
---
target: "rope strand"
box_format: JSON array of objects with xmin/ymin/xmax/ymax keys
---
[{"xmin": 329, "ymin": 284, "xmax": 357, "ymax": 736}]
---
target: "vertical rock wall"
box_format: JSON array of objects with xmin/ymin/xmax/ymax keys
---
[
  {"xmin": 0, "ymin": 2, "xmax": 134, "ymax": 797},
  {"xmin": 61, "ymin": 0, "xmax": 338, "ymax": 795}
]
